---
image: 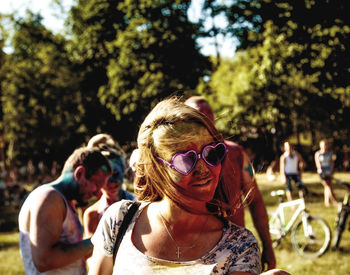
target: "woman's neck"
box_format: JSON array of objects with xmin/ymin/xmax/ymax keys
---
[
  {"xmin": 154, "ymin": 198, "xmax": 211, "ymax": 231},
  {"xmin": 147, "ymin": 198, "xmax": 223, "ymax": 248}
]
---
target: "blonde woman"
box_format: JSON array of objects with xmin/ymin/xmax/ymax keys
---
[{"xmin": 89, "ymin": 97, "xmax": 289, "ymax": 275}]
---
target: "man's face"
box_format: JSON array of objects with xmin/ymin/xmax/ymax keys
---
[
  {"xmin": 284, "ymin": 142, "xmax": 293, "ymax": 154},
  {"xmin": 320, "ymin": 141, "xmax": 329, "ymax": 151},
  {"xmin": 76, "ymin": 168, "xmax": 110, "ymax": 205},
  {"xmin": 104, "ymin": 157, "xmax": 124, "ymax": 196}
]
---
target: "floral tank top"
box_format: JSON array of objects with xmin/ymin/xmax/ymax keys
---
[{"xmin": 91, "ymin": 200, "xmax": 262, "ymax": 275}]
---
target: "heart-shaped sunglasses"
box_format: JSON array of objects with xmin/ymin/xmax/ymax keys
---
[{"xmin": 157, "ymin": 142, "xmax": 228, "ymax": 175}]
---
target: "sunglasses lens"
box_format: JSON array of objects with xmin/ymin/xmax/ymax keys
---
[
  {"xmin": 203, "ymin": 143, "xmax": 226, "ymax": 166},
  {"xmin": 173, "ymin": 151, "xmax": 197, "ymax": 174}
]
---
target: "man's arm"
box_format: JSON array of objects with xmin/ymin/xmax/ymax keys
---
[
  {"xmin": 296, "ymin": 151, "xmax": 306, "ymax": 173},
  {"xmin": 296, "ymin": 152, "xmax": 306, "ymax": 177},
  {"xmin": 241, "ymin": 151, "xmax": 276, "ymax": 270},
  {"xmin": 30, "ymin": 190, "xmax": 93, "ymax": 272}
]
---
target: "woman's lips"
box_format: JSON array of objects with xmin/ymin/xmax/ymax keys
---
[{"xmin": 192, "ymin": 179, "xmax": 211, "ymax": 187}]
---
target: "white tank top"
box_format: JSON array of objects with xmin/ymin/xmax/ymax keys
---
[
  {"xmin": 19, "ymin": 186, "xmax": 86, "ymax": 275},
  {"xmin": 284, "ymin": 152, "xmax": 299, "ymax": 174}
]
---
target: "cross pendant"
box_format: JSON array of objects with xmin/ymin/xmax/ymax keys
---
[{"xmin": 176, "ymin": 247, "xmax": 181, "ymax": 259}]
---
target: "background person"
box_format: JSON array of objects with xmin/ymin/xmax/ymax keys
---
[
  {"xmin": 279, "ymin": 141, "xmax": 306, "ymax": 201},
  {"xmin": 87, "ymin": 133, "xmax": 130, "ymax": 187},
  {"xmin": 88, "ymin": 97, "xmax": 263, "ymax": 275},
  {"xmin": 314, "ymin": 139, "xmax": 338, "ymax": 207},
  {"xmin": 184, "ymin": 96, "xmax": 276, "ymax": 270},
  {"xmin": 83, "ymin": 145, "xmax": 136, "ymax": 270},
  {"xmin": 18, "ymin": 146, "xmax": 112, "ymax": 274},
  {"xmin": 84, "ymin": 144, "xmax": 136, "ymax": 238},
  {"xmin": 87, "ymin": 133, "xmax": 125, "ymax": 157}
]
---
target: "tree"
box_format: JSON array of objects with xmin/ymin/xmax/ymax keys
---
[
  {"xmin": 205, "ymin": 21, "xmax": 348, "ymax": 162},
  {"xmin": 67, "ymin": 0, "xmax": 124, "ymax": 141},
  {"xmin": 69, "ymin": 0, "xmax": 211, "ymax": 142},
  {"xmin": 1, "ymin": 12, "xmax": 84, "ymax": 164},
  {"xmin": 202, "ymin": 0, "xmax": 350, "ymax": 152}
]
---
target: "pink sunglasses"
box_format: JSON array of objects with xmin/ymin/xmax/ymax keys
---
[{"xmin": 157, "ymin": 142, "xmax": 228, "ymax": 175}]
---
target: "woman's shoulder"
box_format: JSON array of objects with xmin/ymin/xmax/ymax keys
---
[
  {"xmin": 202, "ymin": 220, "xmax": 261, "ymax": 274},
  {"xmin": 225, "ymin": 221, "xmax": 258, "ymax": 242},
  {"xmin": 91, "ymin": 200, "xmax": 146, "ymax": 254},
  {"xmin": 102, "ymin": 200, "xmax": 145, "ymax": 223}
]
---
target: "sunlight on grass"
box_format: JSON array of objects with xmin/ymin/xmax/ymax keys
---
[
  {"xmin": 0, "ymin": 232, "xmax": 24, "ymax": 274},
  {"xmin": 246, "ymin": 172, "xmax": 350, "ymax": 275}
]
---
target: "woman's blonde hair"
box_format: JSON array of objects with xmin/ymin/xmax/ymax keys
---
[{"xmin": 134, "ymin": 96, "xmax": 232, "ymax": 215}]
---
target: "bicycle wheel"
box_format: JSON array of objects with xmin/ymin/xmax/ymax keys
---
[
  {"xmin": 332, "ymin": 208, "xmax": 349, "ymax": 249},
  {"xmin": 291, "ymin": 216, "xmax": 331, "ymax": 258}
]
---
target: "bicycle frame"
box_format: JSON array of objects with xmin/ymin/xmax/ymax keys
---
[
  {"xmin": 332, "ymin": 180, "xmax": 350, "ymax": 249},
  {"xmin": 272, "ymin": 198, "xmax": 305, "ymax": 234},
  {"xmin": 269, "ymin": 191, "xmax": 331, "ymax": 257}
]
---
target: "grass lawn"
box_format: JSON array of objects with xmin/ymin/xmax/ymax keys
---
[
  {"xmin": 0, "ymin": 232, "xmax": 23, "ymax": 274},
  {"xmin": 1, "ymin": 172, "xmax": 350, "ymax": 274},
  {"xmin": 246, "ymin": 172, "xmax": 350, "ymax": 275}
]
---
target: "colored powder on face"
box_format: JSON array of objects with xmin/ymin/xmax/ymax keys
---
[{"xmin": 108, "ymin": 157, "xmax": 124, "ymax": 183}]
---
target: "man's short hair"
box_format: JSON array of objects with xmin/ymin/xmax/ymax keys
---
[
  {"xmin": 87, "ymin": 133, "xmax": 126, "ymax": 159},
  {"xmin": 62, "ymin": 147, "xmax": 112, "ymax": 179},
  {"xmin": 184, "ymin": 96, "xmax": 215, "ymax": 123}
]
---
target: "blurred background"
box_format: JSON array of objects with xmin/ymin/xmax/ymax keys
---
[
  {"xmin": 0, "ymin": 0, "xmax": 349, "ymax": 175},
  {"xmin": 1, "ymin": 1, "xmax": 350, "ymax": 274}
]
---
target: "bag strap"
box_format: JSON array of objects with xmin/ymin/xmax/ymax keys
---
[{"xmin": 113, "ymin": 201, "xmax": 141, "ymax": 264}]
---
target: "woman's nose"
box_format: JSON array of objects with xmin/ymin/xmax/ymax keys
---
[{"xmin": 192, "ymin": 158, "xmax": 209, "ymax": 176}]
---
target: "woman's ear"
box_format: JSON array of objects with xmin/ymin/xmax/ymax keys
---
[{"xmin": 73, "ymin": 166, "xmax": 86, "ymax": 181}]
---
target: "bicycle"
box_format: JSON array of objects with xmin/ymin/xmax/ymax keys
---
[
  {"xmin": 332, "ymin": 179, "xmax": 350, "ymax": 250},
  {"xmin": 268, "ymin": 189, "xmax": 331, "ymax": 258}
]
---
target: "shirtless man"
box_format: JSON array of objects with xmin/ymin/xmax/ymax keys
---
[
  {"xmin": 185, "ymin": 96, "xmax": 276, "ymax": 270},
  {"xmin": 18, "ymin": 146, "xmax": 112, "ymax": 274}
]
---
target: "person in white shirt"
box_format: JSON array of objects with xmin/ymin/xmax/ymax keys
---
[
  {"xmin": 18, "ymin": 147, "xmax": 112, "ymax": 274},
  {"xmin": 88, "ymin": 96, "xmax": 290, "ymax": 275},
  {"xmin": 280, "ymin": 141, "xmax": 306, "ymax": 201}
]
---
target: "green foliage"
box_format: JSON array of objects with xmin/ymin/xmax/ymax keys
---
[
  {"xmin": 201, "ymin": 0, "xmax": 350, "ymax": 154},
  {"xmin": 1, "ymin": 12, "xmax": 84, "ymax": 163},
  {"xmin": 67, "ymin": 0, "xmax": 125, "ymax": 140},
  {"xmin": 0, "ymin": 233, "xmax": 24, "ymax": 275},
  {"xmin": 96, "ymin": 0, "xmax": 210, "ymax": 131},
  {"xmin": 1, "ymin": 0, "xmax": 350, "ymax": 166},
  {"xmin": 68, "ymin": 0, "xmax": 211, "ymax": 142},
  {"xmin": 207, "ymin": 22, "xmax": 316, "ymax": 140}
]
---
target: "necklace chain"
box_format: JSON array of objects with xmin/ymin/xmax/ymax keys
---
[{"xmin": 158, "ymin": 210, "xmax": 208, "ymax": 259}]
